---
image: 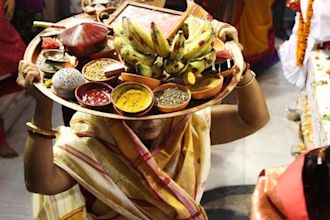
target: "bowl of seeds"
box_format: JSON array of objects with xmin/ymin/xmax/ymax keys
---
[
  {"xmin": 82, "ymin": 58, "xmax": 123, "ymax": 85},
  {"xmin": 153, "ymin": 83, "xmax": 191, "ymax": 113}
]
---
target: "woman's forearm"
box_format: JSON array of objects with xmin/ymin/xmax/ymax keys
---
[
  {"xmin": 24, "ymin": 100, "xmax": 55, "ymax": 192},
  {"xmin": 24, "ymin": 100, "xmax": 75, "ymax": 195},
  {"xmin": 235, "ymin": 70, "xmax": 270, "ymax": 130},
  {"xmin": 211, "ymin": 70, "xmax": 269, "ymax": 144}
]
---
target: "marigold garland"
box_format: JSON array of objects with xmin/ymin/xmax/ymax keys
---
[{"xmin": 296, "ymin": 0, "xmax": 314, "ymax": 67}]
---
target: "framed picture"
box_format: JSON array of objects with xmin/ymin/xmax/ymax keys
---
[{"xmin": 106, "ymin": 1, "xmax": 188, "ymax": 38}]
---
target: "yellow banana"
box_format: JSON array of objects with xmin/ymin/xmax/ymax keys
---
[
  {"xmin": 112, "ymin": 20, "xmax": 125, "ymax": 37},
  {"xmin": 164, "ymin": 59, "xmax": 187, "ymax": 75},
  {"xmin": 150, "ymin": 22, "xmax": 170, "ymax": 58},
  {"xmin": 183, "ymin": 71, "xmax": 196, "ymax": 85},
  {"xmin": 186, "ymin": 19, "xmax": 212, "ymax": 44},
  {"xmin": 169, "ymin": 30, "xmax": 185, "ymax": 60},
  {"xmin": 199, "ymin": 41, "xmax": 214, "ymax": 57},
  {"xmin": 186, "ymin": 16, "xmax": 202, "ymax": 40},
  {"xmin": 136, "ymin": 63, "xmax": 163, "ymax": 78},
  {"xmin": 119, "ymin": 45, "xmax": 155, "ymax": 66},
  {"xmin": 188, "ymin": 60, "xmax": 205, "ymax": 75},
  {"xmin": 189, "ymin": 49, "xmax": 217, "ymax": 74},
  {"xmin": 116, "ymin": 17, "xmax": 148, "ymax": 54},
  {"xmin": 126, "ymin": 18, "xmax": 155, "ymax": 54},
  {"xmin": 136, "ymin": 63, "xmax": 153, "ymax": 78},
  {"xmin": 183, "ymin": 25, "xmax": 214, "ymax": 60},
  {"xmin": 121, "ymin": 17, "xmax": 130, "ymax": 37},
  {"xmin": 113, "ymin": 36, "xmax": 130, "ymax": 51}
]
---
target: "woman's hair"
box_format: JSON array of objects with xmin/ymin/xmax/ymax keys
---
[{"xmin": 303, "ymin": 146, "xmax": 330, "ymax": 200}]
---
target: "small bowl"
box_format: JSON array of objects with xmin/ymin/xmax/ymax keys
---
[
  {"xmin": 111, "ymin": 82, "xmax": 154, "ymax": 115},
  {"xmin": 38, "ymin": 58, "xmax": 63, "ymax": 77},
  {"xmin": 75, "ymin": 82, "xmax": 113, "ymax": 110},
  {"xmin": 213, "ymin": 38, "xmax": 225, "ymax": 51},
  {"xmin": 96, "ymin": 7, "xmax": 116, "ymax": 24},
  {"xmin": 189, "ymin": 75, "xmax": 224, "ymax": 100},
  {"xmin": 81, "ymin": 0, "xmax": 108, "ymax": 14},
  {"xmin": 39, "ymin": 49, "xmax": 79, "ymax": 78},
  {"xmin": 82, "ymin": 58, "xmax": 123, "ymax": 84},
  {"xmin": 219, "ymin": 65, "xmax": 237, "ymax": 78},
  {"xmin": 52, "ymin": 68, "xmax": 86, "ymax": 99},
  {"xmin": 153, "ymin": 83, "xmax": 191, "ymax": 113},
  {"xmin": 121, "ymin": 72, "xmax": 161, "ymax": 90},
  {"xmin": 113, "ymin": 99, "xmax": 154, "ymax": 117},
  {"xmin": 42, "ymin": 49, "xmax": 70, "ymax": 63}
]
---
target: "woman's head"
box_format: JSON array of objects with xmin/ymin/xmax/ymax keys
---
[
  {"xmin": 303, "ymin": 146, "xmax": 330, "ymax": 200},
  {"xmin": 126, "ymin": 119, "xmax": 165, "ymax": 140}
]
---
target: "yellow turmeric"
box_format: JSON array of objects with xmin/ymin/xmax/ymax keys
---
[{"xmin": 116, "ymin": 89, "xmax": 152, "ymax": 113}]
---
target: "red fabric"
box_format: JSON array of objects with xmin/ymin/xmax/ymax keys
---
[
  {"xmin": 0, "ymin": 76, "xmax": 22, "ymax": 97},
  {"xmin": 276, "ymin": 154, "xmax": 309, "ymax": 220},
  {"xmin": 0, "ymin": 129, "xmax": 5, "ymax": 143},
  {"xmin": 0, "ymin": 0, "xmax": 25, "ymax": 77}
]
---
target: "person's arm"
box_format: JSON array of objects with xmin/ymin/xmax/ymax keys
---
[
  {"xmin": 3, "ymin": 0, "xmax": 15, "ymax": 21},
  {"xmin": 17, "ymin": 61, "xmax": 76, "ymax": 195},
  {"xmin": 210, "ymin": 68, "xmax": 270, "ymax": 145}
]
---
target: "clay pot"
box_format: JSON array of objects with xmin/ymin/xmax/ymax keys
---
[{"xmin": 59, "ymin": 22, "xmax": 109, "ymax": 57}]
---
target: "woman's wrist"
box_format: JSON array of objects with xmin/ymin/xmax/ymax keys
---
[
  {"xmin": 236, "ymin": 63, "xmax": 256, "ymax": 88},
  {"xmin": 32, "ymin": 100, "xmax": 54, "ymax": 130},
  {"xmin": 26, "ymin": 122, "xmax": 57, "ymax": 139}
]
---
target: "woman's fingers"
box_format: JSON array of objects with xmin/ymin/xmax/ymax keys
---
[
  {"xmin": 17, "ymin": 60, "xmax": 42, "ymax": 88},
  {"xmin": 219, "ymin": 27, "xmax": 244, "ymax": 51},
  {"xmin": 219, "ymin": 26, "xmax": 239, "ymax": 43},
  {"xmin": 3, "ymin": 0, "xmax": 15, "ymax": 21},
  {"xmin": 25, "ymin": 70, "xmax": 41, "ymax": 86}
]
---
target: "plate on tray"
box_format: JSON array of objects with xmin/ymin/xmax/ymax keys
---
[{"xmin": 24, "ymin": 14, "xmax": 243, "ymax": 120}]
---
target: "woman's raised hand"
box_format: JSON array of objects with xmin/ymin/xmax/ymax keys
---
[
  {"xmin": 3, "ymin": 0, "xmax": 15, "ymax": 21},
  {"xmin": 211, "ymin": 20, "xmax": 243, "ymax": 50},
  {"xmin": 17, "ymin": 60, "xmax": 51, "ymax": 103}
]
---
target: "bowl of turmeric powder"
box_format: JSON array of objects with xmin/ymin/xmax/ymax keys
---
[{"xmin": 111, "ymin": 82, "xmax": 154, "ymax": 115}]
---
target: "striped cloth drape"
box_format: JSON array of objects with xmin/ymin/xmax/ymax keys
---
[{"xmin": 33, "ymin": 108, "xmax": 211, "ymax": 219}]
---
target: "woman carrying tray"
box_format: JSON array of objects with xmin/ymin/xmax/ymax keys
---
[{"xmin": 17, "ymin": 7, "xmax": 269, "ymax": 220}]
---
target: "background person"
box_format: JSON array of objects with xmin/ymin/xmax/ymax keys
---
[
  {"xmin": 250, "ymin": 146, "xmax": 330, "ymax": 220},
  {"xmin": 192, "ymin": 0, "xmax": 279, "ymax": 72},
  {"xmin": 279, "ymin": 0, "xmax": 330, "ymax": 88},
  {"xmin": 0, "ymin": 0, "xmax": 26, "ymax": 158}
]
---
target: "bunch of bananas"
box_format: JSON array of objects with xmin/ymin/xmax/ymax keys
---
[{"xmin": 112, "ymin": 16, "xmax": 217, "ymax": 85}]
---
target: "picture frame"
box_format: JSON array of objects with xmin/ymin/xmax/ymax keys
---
[{"xmin": 106, "ymin": 1, "xmax": 188, "ymax": 38}]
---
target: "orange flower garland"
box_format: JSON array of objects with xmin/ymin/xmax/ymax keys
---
[{"xmin": 296, "ymin": 0, "xmax": 314, "ymax": 67}]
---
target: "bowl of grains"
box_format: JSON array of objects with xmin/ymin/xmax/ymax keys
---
[
  {"xmin": 82, "ymin": 58, "xmax": 123, "ymax": 84},
  {"xmin": 153, "ymin": 83, "xmax": 191, "ymax": 113}
]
